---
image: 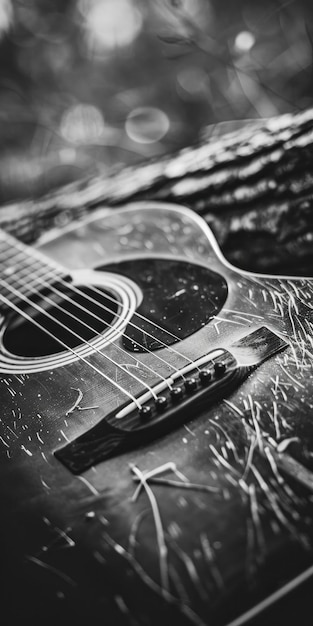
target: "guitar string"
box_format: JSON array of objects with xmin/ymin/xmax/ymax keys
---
[
  {"xmin": 0, "ymin": 234, "xmax": 217, "ymax": 413},
  {"xmin": 18, "ymin": 267, "xmax": 196, "ymax": 377},
  {"xmin": 0, "ymin": 288, "xmax": 144, "ymax": 408},
  {"xmin": 0, "ymin": 240, "xmax": 201, "ymax": 371},
  {"xmin": 1, "ymin": 258, "xmax": 212, "ymax": 417},
  {"xmin": 1, "ymin": 241, "xmax": 189, "ymax": 346},
  {"xmin": 5, "ymin": 270, "xmax": 179, "ymax": 390},
  {"xmin": 1, "ymin": 255, "xmax": 195, "ymax": 383},
  {"xmin": 0, "ymin": 277, "xmax": 165, "ymax": 402},
  {"xmin": 23, "ymin": 274, "xmax": 191, "ymax": 381},
  {"xmin": 73, "ymin": 279, "xmax": 201, "ymax": 371}
]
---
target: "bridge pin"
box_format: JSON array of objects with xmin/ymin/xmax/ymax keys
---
[
  {"xmin": 184, "ymin": 378, "xmax": 197, "ymax": 393},
  {"xmin": 214, "ymin": 362, "xmax": 226, "ymax": 376},
  {"xmin": 199, "ymin": 369, "xmax": 212, "ymax": 385},
  {"xmin": 155, "ymin": 396, "xmax": 167, "ymax": 412},
  {"xmin": 170, "ymin": 386, "xmax": 183, "ymax": 402},
  {"xmin": 139, "ymin": 405, "xmax": 152, "ymax": 419}
]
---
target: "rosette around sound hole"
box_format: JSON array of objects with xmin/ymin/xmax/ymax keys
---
[{"xmin": 3, "ymin": 285, "xmax": 119, "ymax": 358}]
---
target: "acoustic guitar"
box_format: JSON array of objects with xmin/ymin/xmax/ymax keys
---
[{"xmin": 1, "ymin": 202, "xmax": 313, "ymax": 626}]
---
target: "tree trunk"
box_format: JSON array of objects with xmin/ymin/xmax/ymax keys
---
[{"xmin": 1, "ymin": 107, "xmax": 313, "ymax": 276}]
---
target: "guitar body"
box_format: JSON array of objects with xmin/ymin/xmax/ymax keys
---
[{"xmin": 1, "ymin": 202, "xmax": 313, "ymax": 626}]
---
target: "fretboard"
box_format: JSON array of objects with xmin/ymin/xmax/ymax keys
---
[{"xmin": 0, "ymin": 229, "xmax": 68, "ymax": 315}]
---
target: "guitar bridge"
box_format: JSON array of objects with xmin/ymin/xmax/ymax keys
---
[{"xmin": 55, "ymin": 326, "xmax": 287, "ymax": 474}]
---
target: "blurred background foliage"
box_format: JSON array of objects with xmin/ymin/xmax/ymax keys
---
[{"xmin": 0, "ymin": 0, "xmax": 312, "ymax": 203}]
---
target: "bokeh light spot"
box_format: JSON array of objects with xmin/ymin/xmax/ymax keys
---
[
  {"xmin": 60, "ymin": 104, "xmax": 105, "ymax": 144},
  {"xmin": 234, "ymin": 30, "xmax": 256, "ymax": 53},
  {"xmin": 81, "ymin": 0, "xmax": 143, "ymax": 52},
  {"xmin": 125, "ymin": 107, "xmax": 170, "ymax": 144}
]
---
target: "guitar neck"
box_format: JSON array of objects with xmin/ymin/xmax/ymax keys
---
[{"xmin": 0, "ymin": 229, "xmax": 68, "ymax": 315}]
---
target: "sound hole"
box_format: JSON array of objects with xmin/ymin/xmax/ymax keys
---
[{"xmin": 3, "ymin": 286, "xmax": 119, "ymax": 358}]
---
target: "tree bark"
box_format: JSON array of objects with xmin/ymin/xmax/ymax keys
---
[{"xmin": 1, "ymin": 107, "xmax": 313, "ymax": 276}]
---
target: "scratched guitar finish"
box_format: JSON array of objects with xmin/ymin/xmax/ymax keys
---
[{"xmin": 1, "ymin": 202, "xmax": 313, "ymax": 626}]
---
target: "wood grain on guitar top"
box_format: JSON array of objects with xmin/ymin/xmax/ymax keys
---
[{"xmin": 1, "ymin": 202, "xmax": 313, "ymax": 626}]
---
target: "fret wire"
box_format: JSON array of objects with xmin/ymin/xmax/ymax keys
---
[
  {"xmin": 0, "ymin": 228, "xmax": 67, "ymax": 311},
  {"xmin": 0, "ymin": 229, "xmax": 65, "ymax": 274},
  {"xmin": 0, "ymin": 250, "xmax": 61, "ymax": 272},
  {"xmin": 0, "ymin": 253, "xmax": 62, "ymax": 274}
]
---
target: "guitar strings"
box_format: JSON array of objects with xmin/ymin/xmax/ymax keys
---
[
  {"xmin": 1, "ymin": 237, "xmax": 201, "ymax": 371},
  {"xmin": 4, "ymin": 270, "xmax": 179, "ymax": 390},
  {"xmin": 0, "ymin": 231, "xmax": 215, "ymax": 413},
  {"xmin": 24, "ymin": 274, "xmax": 191, "ymax": 379},
  {"xmin": 0, "ymin": 230, "xmax": 211, "ymax": 416},
  {"xmin": 0, "ymin": 277, "xmax": 170, "ymax": 404},
  {"xmin": 1, "ymin": 253, "xmax": 195, "ymax": 382},
  {"xmin": 1, "ymin": 239, "xmax": 188, "ymax": 347},
  {"xmin": 0, "ymin": 286, "xmax": 143, "ymax": 409},
  {"xmin": 19, "ymin": 266, "xmax": 196, "ymax": 377}
]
